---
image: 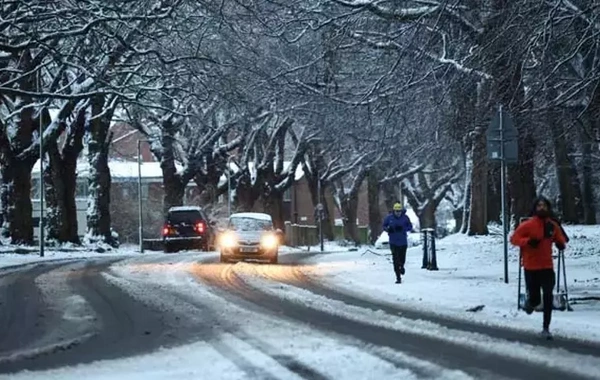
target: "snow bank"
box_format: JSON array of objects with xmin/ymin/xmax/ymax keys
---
[
  {"xmin": 305, "ymin": 225, "xmax": 600, "ymax": 342},
  {"xmin": 0, "ymin": 244, "xmax": 142, "ymax": 270}
]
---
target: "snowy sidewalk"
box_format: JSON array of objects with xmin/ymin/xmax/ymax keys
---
[{"xmin": 304, "ymin": 226, "xmax": 600, "ymax": 343}]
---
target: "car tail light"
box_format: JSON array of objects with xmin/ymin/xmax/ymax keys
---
[
  {"xmin": 195, "ymin": 222, "xmax": 205, "ymax": 233},
  {"xmin": 162, "ymin": 225, "xmax": 171, "ymax": 236}
]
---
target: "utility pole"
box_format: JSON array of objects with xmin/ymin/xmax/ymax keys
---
[
  {"xmin": 38, "ymin": 70, "xmax": 44, "ymax": 257},
  {"xmin": 499, "ymin": 105, "xmax": 508, "ymax": 284},
  {"xmin": 137, "ymin": 139, "xmax": 150, "ymax": 253}
]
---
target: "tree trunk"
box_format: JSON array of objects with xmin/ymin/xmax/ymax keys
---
[
  {"xmin": 507, "ymin": 132, "xmax": 536, "ymax": 225},
  {"xmin": 580, "ymin": 121, "xmax": 597, "ymax": 225},
  {"xmin": 340, "ymin": 194, "xmax": 359, "ymax": 244},
  {"xmin": 162, "ymin": 176, "xmax": 185, "ymax": 214},
  {"xmin": 468, "ymin": 129, "xmax": 489, "ymax": 235},
  {"xmin": 367, "ymin": 170, "xmax": 382, "ymax": 244},
  {"xmin": 453, "ymin": 207, "xmax": 463, "ymax": 233},
  {"xmin": 44, "ymin": 144, "xmax": 68, "ymax": 243},
  {"xmin": 234, "ymin": 177, "xmax": 256, "ymax": 212},
  {"xmin": 380, "ymin": 181, "xmax": 397, "ymax": 212},
  {"xmin": 486, "ymin": 165, "xmax": 502, "ymax": 223},
  {"xmin": 419, "ymin": 202, "xmax": 437, "ymax": 230},
  {"xmin": 263, "ymin": 192, "xmax": 284, "ymax": 230},
  {"xmin": 0, "ymin": 158, "xmax": 36, "ymax": 244},
  {"xmin": 550, "ymin": 112, "xmax": 583, "ymax": 223},
  {"xmin": 86, "ymin": 96, "xmax": 116, "ymax": 247}
]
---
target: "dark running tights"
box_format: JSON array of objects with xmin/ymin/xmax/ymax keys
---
[
  {"xmin": 390, "ymin": 244, "xmax": 407, "ymax": 278},
  {"xmin": 525, "ymin": 269, "xmax": 556, "ymax": 329}
]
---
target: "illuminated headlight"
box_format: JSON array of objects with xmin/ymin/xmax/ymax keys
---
[
  {"xmin": 260, "ymin": 234, "xmax": 278, "ymax": 249},
  {"xmin": 219, "ymin": 233, "xmax": 238, "ymax": 249}
]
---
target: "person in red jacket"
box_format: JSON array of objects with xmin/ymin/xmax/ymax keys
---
[{"xmin": 510, "ymin": 196, "xmax": 567, "ymax": 340}]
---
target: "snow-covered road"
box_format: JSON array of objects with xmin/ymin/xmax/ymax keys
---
[{"xmin": 1, "ymin": 250, "xmax": 599, "ymax": 380}]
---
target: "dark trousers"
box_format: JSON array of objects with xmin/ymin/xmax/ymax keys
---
[
  {"xmin": 390, "ymin": 244, "xmax": 407, "ymax": 278},
  {"xmin": 524, "ymin": 269, "xmax": 556, "ymax": 329}
]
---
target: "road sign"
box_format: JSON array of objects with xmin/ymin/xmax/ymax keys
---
[
  {"xmin": 487, "ymin": 139, "xmax": 518, "ymax": 163},
  {"xmin": 488, "ymin": 110, "xmax": 518, "ymax": 139},
  {"xmin": 486, "ymin": 108, "xmax": 518, "ymax": 164}
]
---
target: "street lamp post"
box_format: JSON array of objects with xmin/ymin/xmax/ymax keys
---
[
  {"xmin": 38, "ymin": 71, "xmax": 44, "ymax": 258},
  {"xmin": 137, "ymin": 139, "xmax": 150, "ymax": 253},
  {"xmin": 227, "ymin": 156, "xmax": 234, "ymax": 216}
]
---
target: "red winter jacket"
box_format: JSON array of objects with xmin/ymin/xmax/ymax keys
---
[{"xmin": 510, "ymin": 216, "xmax": 567, "ymax": 270}]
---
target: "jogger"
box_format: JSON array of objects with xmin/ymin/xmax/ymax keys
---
[
  {"xmin": 383, "ymin": 203, "xmax": 413, "ymax": 284},
  {"xmin": 511, "ymin": 196, "xmax": 567, "ymax": 339}
]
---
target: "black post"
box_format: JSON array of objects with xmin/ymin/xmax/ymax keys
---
[
  {"xmin": 517, "ymin": 250, "xmax": 522, "ymax": 310},
  {"xmin": 429, "ymin": 229, "xmax": 438, "ymax": 270},
  {"xmin": 421, "ymin": 229, "xmax": 428, "ymax": 269}
]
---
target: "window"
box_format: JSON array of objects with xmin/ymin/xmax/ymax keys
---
[{"xmin": 283, "ymin": 188, "xmax": 291, "ymax": 202}]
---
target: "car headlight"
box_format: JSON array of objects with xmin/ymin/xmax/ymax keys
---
[
  {"xmin": 260, "ymin": 234, "xmax": 278, "ymax": 249},
  {"xmin": 220, "ymin": 233, "xmax": 238, "ymax": 249}
]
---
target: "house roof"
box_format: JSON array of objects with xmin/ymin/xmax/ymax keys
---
[
  {"xmin": 32, "ymin": 160, "xmax": 176, "ymax": 181},
  {"xmin": 31, "ymin": 159, "xmax": 305, "ymax": 184}
]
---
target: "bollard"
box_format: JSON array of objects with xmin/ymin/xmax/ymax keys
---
[
  {"xmin": 421, "ymin": 229, "xmax": 429, "ymax": 269},
  {"xmin": 421, "ymin": 228, "xmax": 438, "ymax": 271},
  {"xmin": 429, "ymin": 229, "xmax": 438, "ymax": 270}
]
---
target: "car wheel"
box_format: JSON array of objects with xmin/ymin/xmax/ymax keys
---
[
  {"xmin": 269, "ymin": 255, "xmax": 278, "ymax": 264},
  {"xmin": 164, "ymin": 243, "xmax": 174, "ymax": 253},
  {"xmin": 219, "ymin": 253, "xmax": 228, "ymax": 263}
]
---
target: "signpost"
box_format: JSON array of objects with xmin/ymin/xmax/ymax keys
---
[
  {"xmin": 316, "ymin": 171, "xmax": 324, "ymax": 252},
  {"xmin": 486, "ymin": 105, "xmax": 518, "ymax": 284}
]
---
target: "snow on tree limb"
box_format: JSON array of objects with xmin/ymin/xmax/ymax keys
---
[{"xmin": 330, "ymin": 0, "xmax": 439, "ymax": 21}]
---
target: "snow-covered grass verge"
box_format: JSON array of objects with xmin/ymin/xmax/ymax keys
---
[
  {"xmin": 304, "ymin": 225, "xmax": 600, "ymax": 343},
  {"xmin": 229, "ymin": 263, "xmax": 600, "ymax": 379}
]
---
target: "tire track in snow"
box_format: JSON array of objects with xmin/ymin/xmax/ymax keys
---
[
  {"xmin": 286, "ymin": 262, "xmax": 600, "ymax": 358},
  {"xmin": 0, "ymin": 257, "xmax": 192, "ymax": 374},
  {"xmin": 252, "ymin": 263, "xmax": 451, "ymax": 379},
  {"xmin": 105, "ymin": 260, "xmax": 330, "ymax": 380},
  {"xmin": 192, "ymin": 262, "xmax": 594, "ymax": 380},
  {"xmin": 0, "ymin": 262, "xmax": 71, "ymax": 357}
]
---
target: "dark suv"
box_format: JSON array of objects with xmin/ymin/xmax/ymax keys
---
[{"xmin": 162, "ymin": 206, "xmax": 215, "ymax": 253}]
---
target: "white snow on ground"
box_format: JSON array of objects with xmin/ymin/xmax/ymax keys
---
[
  {"xmin": 0, "ymin": 244, "xmax": 142, "ymax": 270},
  {"xmin": 230, "ymin": 263, "xmax": 600, "ymax": 379},
  {"xmin": 84, "ymin": 254, "xmax": 470, "ymax": 380},
  {"xmin": 5, "ymin": 253, "xmax": 472, "ymax": 380},
  {"xmin": 303, "ymin": 225, "xmax": 600, "ymax": 343}
]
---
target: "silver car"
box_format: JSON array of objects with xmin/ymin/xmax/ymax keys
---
[{"xmin": 218, "ymin": 213, "xmax": 282, "ymax": 264}]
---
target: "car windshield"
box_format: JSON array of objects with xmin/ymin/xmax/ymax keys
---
[
  {"xmin": 228, "ymin": 217, "xmax": 272, "ymax": 231},
  {"xmin": 168, "ymin": 210, "xmax": 203, "ymax": 224}
]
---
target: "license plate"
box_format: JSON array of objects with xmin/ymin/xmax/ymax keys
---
[{"xmin": 240, "ymin": 247, "xmax": 258, "ymax": 253}]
